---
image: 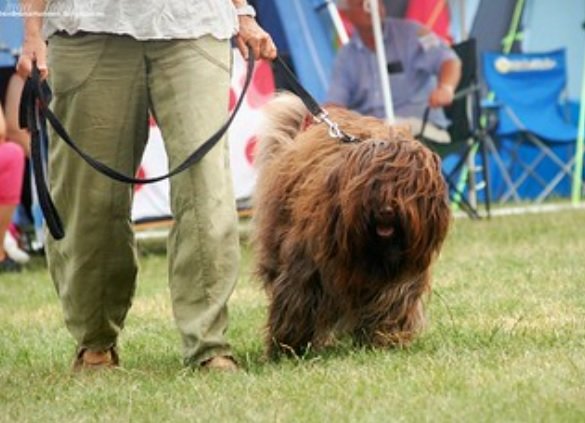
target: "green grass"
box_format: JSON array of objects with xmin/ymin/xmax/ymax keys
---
[{"xmin": 1, "ymin": 209, "xmax": 585, "ymax": 422}]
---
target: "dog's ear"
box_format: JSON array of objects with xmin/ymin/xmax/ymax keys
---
[{"xmin": 301, "ymin": 113, "xmax": 315, "ymax": 132}]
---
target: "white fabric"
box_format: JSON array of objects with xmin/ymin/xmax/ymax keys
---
[
  {"xmin": 397, "ymin": 116, "xmax": 451, "ymax": 144},
  {"xmin": 43, "ymin": 0, "xmax": 239, "ymax": 40},
  {"xmin": 3, "ymin": 232, "xmax": 30, "ymax": 264}
]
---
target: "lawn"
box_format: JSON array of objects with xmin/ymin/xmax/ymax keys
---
[{"xmin": 1, "ymin": 208, "xmax": 584, "ymax": 422}]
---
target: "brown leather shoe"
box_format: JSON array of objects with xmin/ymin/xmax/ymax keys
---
[
  {"xmin": 72, "ymin": 347, "xmax": 119, "ymax": 372},
  {"xmin": 200, "ymin": 356, "xmax": 238, "ymax": 372}
]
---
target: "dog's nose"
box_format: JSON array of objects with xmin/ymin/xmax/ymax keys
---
[{"xmin": 379, "ymin": 207, "xmax": 394, "ymax": 221}]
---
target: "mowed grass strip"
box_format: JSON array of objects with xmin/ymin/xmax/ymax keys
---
[{"xmin": 0, "ymin": 209, "xmax": 584, "ymax": 422}]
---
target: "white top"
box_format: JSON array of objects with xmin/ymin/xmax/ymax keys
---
[{"xmin": 43, "ymin": 0, "xmax": 239, "ymax": 40}]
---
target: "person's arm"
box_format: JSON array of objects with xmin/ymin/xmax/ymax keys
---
[
  {"xmin": 0, "ymin": 105, "xmax": 6, "ymax": 142},
  {"xmin": 412, "ymin": 23, "xmax": 461, "ymax": 109},
  {"xmin": 231, "ymin": 1, "xmax": 277, "ymax": 60},
  {"xmin": 428, "ymin": 57, "xmax": 461, "ymax": 108},
  {"xmin": 17, "ymin": 0, "xmax": 48, "ymax": 78}
]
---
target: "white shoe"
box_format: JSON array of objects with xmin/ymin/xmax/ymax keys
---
[{"xmin": 3, "ymin": 231, "xmax": 30, "ymax": 264}]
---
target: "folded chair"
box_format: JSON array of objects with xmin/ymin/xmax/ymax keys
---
[
  {"xmin": 482, "ymin": 48, "xmax": 578, "ymax": 202},
  {"xmin": 418, "ymin": 38, "xmax": 492, "ymax": 219}
]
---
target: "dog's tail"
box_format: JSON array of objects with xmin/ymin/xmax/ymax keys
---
[{"xmin": 256, "ymin": 92, "xmax": 309, "ymax": 166}]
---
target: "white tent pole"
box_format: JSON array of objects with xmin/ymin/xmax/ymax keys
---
[
  {"xmin": 368, "ymin": 0, "xmax": 395, "ymax": 123},
  {"xmin": 324, "ymin": 0, "xmax": 350, "ymax": 45},
  {"xmin": 460, "ymin": 0, "xmax": 467, "ymax": 40}
]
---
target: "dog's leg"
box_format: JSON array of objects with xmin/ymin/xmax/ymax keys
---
[
  {"xmin": 364, "ymin": 298, "xmax": 425, "ymax": 348},
  {"xmin": 265, "ymin": 266, "xmax": 324, "ymax": 359},
  {"xmin": 352, "ymin": 271, "xmax": 430, "ymax": 348}
]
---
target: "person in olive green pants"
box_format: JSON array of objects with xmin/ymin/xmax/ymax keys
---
[{"xmin": 17, "ymin": 0, "xmax": 277, "ymax": 371}]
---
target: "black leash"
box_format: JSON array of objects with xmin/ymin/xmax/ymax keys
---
[
  {"xmin": 273, "ymin": 56, "xmax": 358, "ymax": 143},
  {"xmin": 21, "ymin": 53, "xmax": 255, "ymax": 240},
  {"xmin": 22, "ymin": 53, "xmax": 354, "ymax": 241},
  {"xmin": 21, "ymin": 68, "xmax": 65, "ymax": 239}
]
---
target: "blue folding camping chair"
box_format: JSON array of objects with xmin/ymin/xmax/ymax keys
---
[{"xmin": 482, "ymin": 48, "xmax": 578, "ymax": 202}]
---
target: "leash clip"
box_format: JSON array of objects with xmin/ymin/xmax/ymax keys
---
[
  {"xmin": 316, "ymin": 111, "xmax": 359, "ymax": 143},
  {"xmin": 317, "ymin": 111, "xmax": 342, "ymax": 139}
]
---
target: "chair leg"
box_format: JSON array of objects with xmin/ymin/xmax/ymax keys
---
[
  {"xmin": 443, "ymin": 141, "xmax": 484, "ymax": 219},
  {"xmin": 445, "ymin": 176, "xmax": 481, "ymax": 219},
  {"xmin": 479, "ymin": 133, "xmax": 492, "ymax": 218}
]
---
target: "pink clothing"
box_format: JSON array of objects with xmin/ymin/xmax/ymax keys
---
[{"xmin": 0, "ymin": 141, "xmax": 26, "ymax": 205}]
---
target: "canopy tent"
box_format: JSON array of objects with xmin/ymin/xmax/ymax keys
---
[
  {"xmin": 520, "ymin": 0, "xmax": 585, "ymax": 201},
  {"xmin": 575, "ymin": 55, "xmax": 585, "ymax": 204},
  {"xmin": 0, "ymin": 0, "xmax": 22, "ymax": 67},
  {"xmin": 523, "ymin": 0, "xmax": 584, "ymax": 100},
  {"xmin": 0, "ymin": 0, "xmax": 22, "ymax": 99}
]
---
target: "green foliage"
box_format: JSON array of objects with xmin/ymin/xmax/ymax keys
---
[{"xmin": 1, "ymin": 210, "xmax": 584, "ymax": 422}]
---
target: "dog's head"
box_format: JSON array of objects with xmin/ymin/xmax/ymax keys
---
[{"xmin": 325, "ymin": 114, "xmax": 451, "ymax": 276}]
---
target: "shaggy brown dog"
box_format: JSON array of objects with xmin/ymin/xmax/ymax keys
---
[{"xmin": 253, "ymin": 93, "xmax": 451, "ymax": 358}]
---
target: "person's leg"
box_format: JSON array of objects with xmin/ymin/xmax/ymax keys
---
[
  {"xmin": 46, "ymin": 34, "xmax": 149, "ymax": 354},
  {"xmin": 0, "ymin": 142, "xmax": 25, "ymax": 268},
  {"xmin": 146, "ymin": 37, "xmax": 240, "ymax": 366}
]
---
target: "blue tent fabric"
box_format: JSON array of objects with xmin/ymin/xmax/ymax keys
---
[
  {"xmin": 522, "ymin": 0, "xmax": 585, "ymax": 100},
  {"xmin": 0, "ymin": 1, "xmax": 23, "ymax": 67},
  {"xmin": 273, "ymin": 0, "xmax": 337, "ymax": 102},
  {"xmin": 254, "ymin": 0, "xmax": 290, "ymax": 55},
  {"xmin": 449, "ymin": 0, "xmax": 481, "ymax": 43}
]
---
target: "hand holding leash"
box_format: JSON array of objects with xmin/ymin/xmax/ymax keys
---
[
  {"xmin": 235, "ymin": 16, "xmax": 277, "ymax": 60},
  {"xmin": 17, "ymin": 32, "xmax": 48, "ymax": 80}
]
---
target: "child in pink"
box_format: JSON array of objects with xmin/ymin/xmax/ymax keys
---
[{"xmin": 0, "ymin": 104, "xmax": 26, "ymax": 272}]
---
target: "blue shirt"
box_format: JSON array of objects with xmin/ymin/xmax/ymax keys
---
[{"xmin": 326, "ymin": 17, "xmax": 458, "ymax": 127}]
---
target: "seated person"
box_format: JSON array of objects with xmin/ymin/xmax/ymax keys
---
[
  {"xmin": 0, "ymin": 102, "xmax": 26, "ymax": 272},
  {"xmin": 3, "ymin": 72, "xmax": 34, "ymax": 262},
  {"xmin": 326, "ymin": 0, "xmax": 461, "ymax": 142}
]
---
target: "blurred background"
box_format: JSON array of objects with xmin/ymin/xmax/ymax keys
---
[{"xmin": 0, "ymin": 0, "xmax": 584, "ymax": 244}]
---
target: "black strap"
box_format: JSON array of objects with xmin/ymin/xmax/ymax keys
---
[
  {"xmin": 274, "ymin": 56, "xmax": 358, "ymax": 143},
  {"xmin": 22, "ymin": 53, "xmax": 255, "ymax": 239},
  {"xmin": 273, "ymin": 56, "xmax": 324, "ymax": 117},
  {"xmin": 26, "ymin": 66, "xmax": 65, "ymax": 239},
  {"xmin": 27, "ymin": 53, "xmax": 255, "ymax": 185},
  {"xmin": 25, "ymin": 53, "xmax": 354, "ymax": 240},
  {"xmin": 417, "ymin": 107, "xmax": 431, "ymax": 141}
]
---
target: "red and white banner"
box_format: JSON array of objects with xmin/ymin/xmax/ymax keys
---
[{"xmin": 132, "ymin": 50, "xmax": 275, "ymax": 222}]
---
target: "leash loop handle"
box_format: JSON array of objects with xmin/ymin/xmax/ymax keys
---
[{"xmin": 27, "ymin": 60, "xmax": 65, "ymax": 239}]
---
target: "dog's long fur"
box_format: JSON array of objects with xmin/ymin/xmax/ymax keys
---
[{"xmin": 253, "ymin": 93, "xmax": 451, "ymax": 357}]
